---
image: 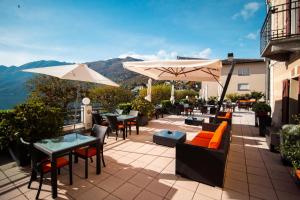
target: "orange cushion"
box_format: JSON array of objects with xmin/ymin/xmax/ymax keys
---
[
  {"xmin": 42, "ymin": 157, "xmax": 69, "ymax": 173},
  {"xmin": 196, "ymin": 131, "xmax": 214, "ymax": 139},
  {"xmin": 190, "ymin": 137, "xmax": 210, "ymax": 147},
  {"xmin": 208, "ymin": 121, "xmax": 227, "ymax": 149},
  {"xmin": 296, "ymin": 169, "xmax": 300, "ymax": 180},
  {"xmin": 225, "ymin": 112, "xmax": 231, "ymax": 118},
  {"xmin": 128, "ymin": 121, "xmax": 137, "ymax": 125},
  {"xmin": 118, "ymin": 124, "xmax": 125, "ymax": 129},
  {"xmin": 75, "ymin": 147, "xmax": 97, "ymax": 158}
]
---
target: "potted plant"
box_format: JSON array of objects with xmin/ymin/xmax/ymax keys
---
[
  {"xmin": 131, "ymin": 97, "xmax": 154, "ymax": 126},
  {"xmin": 9, "ymin": 101, "xmax": 64, "ymax": 166},
  {"xmin": 161, "ymin": 100, "xmax": 173, "ymax": 114},
  {"xmin": 252, "ymin": 102, "xmax": 271, "ymax": 136},
  {"xmin": 118, "ymin": 102, "xmax": 132, "ymax": 115},
  {"xmin": 280, "ymin": 124, "xmax": 300, "ymax": 181}
]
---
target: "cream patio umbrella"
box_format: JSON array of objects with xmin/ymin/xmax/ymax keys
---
[
  {"xmin": 23, "ymin": 63, "xmax": 119, "ymax": 129},
  {"xmin": 145, "ymin": 78, "xmax": 152, "ymax": 102},
  {"xmin": 123, "ymin": 59, "xmax": 222, "ymax": 103},
  {"xmin": 170, "ymin": 84, "xmax": 175, "ymax": 104}
]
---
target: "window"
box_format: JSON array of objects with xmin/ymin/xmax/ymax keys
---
[
  {"xmin": 238, "ymin": 83, "xmax": 249, "ymax": 91},
  {"xmin": 238, "ymin": 68, "xmax": 250, "ymax": 76}
]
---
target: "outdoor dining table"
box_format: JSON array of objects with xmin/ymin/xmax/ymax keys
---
[
  {"xmin": 34, "ymin": 133, "xmax": 101, "ymax": 199},
  {"xmin": 100, "ymin": 113, "xmax": 139, "ymax": 137}
]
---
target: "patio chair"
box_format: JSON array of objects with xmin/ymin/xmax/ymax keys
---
[
  {"xmin": 106, "ymin": 115, "xmax": 126, "ymax": 140},
  {"xmin": 115, "ymin": 109, "xmax": 123, "ymax": 115},
  {"xmin": 74, "ymin": 125, "xmax": 107, "ymax": 179},
  {"xmin": 128, "ymin": 110, "xmax": 139, "ymax": 135},
  {"xmin": 92, "ymin": 113, "xmax": 109, "ymax": 126},
  {"xmin": 21, "ymin": 138, "xmax": 72, "ymax": 199}
]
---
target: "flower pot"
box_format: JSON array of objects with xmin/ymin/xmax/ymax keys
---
[
  {"xmin": 8, "ymin": 140, "xmax": 30, "ymax": 166},
  {"xmin": 258, "ymin": 115, "xmax": 268, "ymax": 136}
]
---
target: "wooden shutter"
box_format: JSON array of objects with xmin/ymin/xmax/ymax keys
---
[{"xmin": 282, "ymin": 79, "xmax": 290, "ymax": 124}]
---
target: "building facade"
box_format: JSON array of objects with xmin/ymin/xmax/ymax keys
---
[
  {"xmin": 203, "ymin": 58, "xmax": 266, "ymax": 99},
  {"xmin": 261, "ymin": 0, "xmax": 300, "ymax": 127}
]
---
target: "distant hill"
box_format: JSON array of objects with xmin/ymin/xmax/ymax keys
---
[{"xmin": 0, "ymin": 57, "xmax": 146, "ymax": 109}]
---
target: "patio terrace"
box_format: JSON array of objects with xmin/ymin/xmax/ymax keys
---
[{"xmin": 0, "ymin": 111, "xmax": 299, "ymax": 200}]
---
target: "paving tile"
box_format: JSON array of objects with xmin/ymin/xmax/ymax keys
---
[
  {"xmin": 249, "ymin": 184, "xmax": 278, "ymax": 200},
  {"xmin": 276, "ymin": 190, "xmax": 300, "ymax": 200},
  {"xmin": 247, "ymin": 166, "xmax": 269, "ymax": 177},
  {"xmin": 96, "ymin": 175, "xmax": 125, "ymax": 193},
  {"xmin": 104, "ymin": 194, "xmax": 121, "ymax": 200},
  {"xmin": 112, "ymin": 182, "xmax": 142, "ymax": 200},
  {"xmin": 247, "ymin": 174, "xmax": 273, "ymax": 189},
  {"xmin": 196, "ymin": 183, "xmax": 222, "ymax": 200},
  {"xmin": 76, "ymin": 186, "xmax": 109, "ymax": 200},
  {"xmin": 146, "ymin": 178, "xmax": 174, "ymax": 197},
  {"xmin": 225, "ymin": 169, "xmax": 248, "ymax": 183},
  {"xmin": 271, "ymin": 179, "xmax": 300, "ymax": 195},
  {"xmin": 129, "ymin": 172, "xmax": 154, "ymax": 188},
  {"xmin": 11, "ymin": 195, "xmax": 28, "ymax": 200},
  {"xmin": 165, "ymin": 186, "xmax": 194, "ymax": 200},
  {"xmin": 222, "ymin": 188, "xmax": 249, "ymax": 200},
  {"xmin": 193, "ymin": 193, "xmax": 215, "ymax": 200},
  {"xmin": 114, "ymin": 168, "xmax": 137, "ymax": 181},
  {"xmin": 224, "ymin": 178, "xmax": 249, "ymax": 195},
  {"xmin": 135, "ymin": 190, "xmax": 164, "ymax": 200}
]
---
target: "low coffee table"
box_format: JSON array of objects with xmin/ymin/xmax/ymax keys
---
[
  {"xmin": 153, "ymin": 130, "xmax": 186, "ymax": 147},
  {"xmin": 185, "ymin": 117, "xmax": 204, "ymax": 126}
]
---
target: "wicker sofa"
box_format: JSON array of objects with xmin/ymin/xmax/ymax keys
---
[{"xmin": 176, "ymin": 121, "xmax": 230, "ymax": 187}]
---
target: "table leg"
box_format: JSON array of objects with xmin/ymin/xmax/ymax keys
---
[
  {"xmin": 51, "ymin": 157, "xmax": 57, "ymax": 199},
  {"xmin": 136, "ymin": 123, "xmax": 139, "ymax": 135},
  {"xmin": 69, "ymin": 153, "xmax": 73, "ymax": 185},
  {"xmin": 96, "ymin": 141, "xmax": 101, "ymax": 174}
]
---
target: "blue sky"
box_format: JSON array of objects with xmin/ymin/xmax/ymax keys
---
[{"xmin": 0, "ymin": 0, "xmax": 266, "ymax": 66}]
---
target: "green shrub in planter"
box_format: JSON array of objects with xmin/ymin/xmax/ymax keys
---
[
  {"xmin": 226, "ymin": 93, "xmax": 240, "ymax": 103},
  {"xmin": 252, "ymin": 102, "xmax": 271, "ymax": 115},
  {"xmin": 207, "ymin": 96, "xmax": 218, "ymax": 105},
  {"xmin": 0, "ymin": 110, "xmax": 17, "ymax": 151},
  {"xmin": 250, "ymin": 91, "xmax": 264, "ymax": 101},
  {"xmin": 118, "ymin": 103, "xmax": 132, "ymax": 114},
  {"xmin": 180, "ymin": 99, "xmax": 189, "ymax": 104},
  {"xmin": 280, "ymin": 124, "xmax": 300, "ymax": 169},
  {"xmin": 132, "ymin": 97, "xmax": 155, "ymax": 118},
  {"xmin": 14, "ymin": 101, "xmax": 64, "ymax": 143},
  {"xmin": 161, "ymin": 100, "xmax": 173, "ymax": 114}
]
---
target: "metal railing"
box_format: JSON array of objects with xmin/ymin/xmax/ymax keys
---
[
  {"xmin": 260, "ymin": 0, "xmax": 300, "ymax": 54},
  {"xmin": 63, "ymin": 107, "xmax": 84, "ymax": 125}
]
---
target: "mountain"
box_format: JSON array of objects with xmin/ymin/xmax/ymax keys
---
[{"xmin": 0, "ymin": 57, "xmax": 145, "ymax": 109}]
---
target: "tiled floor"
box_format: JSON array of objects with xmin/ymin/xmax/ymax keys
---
[{"xmin": 0, "ymin": 111, "xmax": 299, "ymax": 200}]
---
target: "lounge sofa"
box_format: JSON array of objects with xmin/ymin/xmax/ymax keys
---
[
  {"xmin": 176, "ymin": 121, "xmax": 230, "ymax": 187},
  {"xmin": 209, "ymin": 111, "xmax": 232, "ymax": 126}
]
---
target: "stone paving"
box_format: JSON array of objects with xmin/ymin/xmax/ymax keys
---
[{"xmin": 0, "ymin": 111, "xmax": 299, "ymax": 200}]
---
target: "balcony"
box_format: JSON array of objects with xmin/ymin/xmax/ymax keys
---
[{"xmin": 260, "ymin": 0, "xmax": 300, "ymax": 61}]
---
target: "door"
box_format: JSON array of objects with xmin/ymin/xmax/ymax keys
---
[{"xmin": 282, "ymin": 79, "xmax": 290, "ymax": 124}]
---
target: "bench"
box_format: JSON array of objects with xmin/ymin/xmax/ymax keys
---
[
  {"xmin": 209, "ymin": 111, "xmax": 232, "ymax": 126},
  {"xmin": 176, "ymin": 121, "xmax": 230, "ymax": 187}
]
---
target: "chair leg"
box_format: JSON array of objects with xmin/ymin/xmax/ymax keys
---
[
  {"xmin": 28, "ymin": 170, "xmax": 35, "ymax": 189},
  {"xmin": 90, "ymin": 157, "xmax": 93, "ymax": 163},
  {"xmin": 36, "ymin": 172, "xmax": 44, "ymax": 199},
  {"xmin": 69, "ymin": 153, "xmax": 73, "ymax": 185},
  {"xmin": 74, "ymin": 155, "xmax": 78, "ymax": 163},
  {"xmin": 115, "ymin": 130, "xmax": 118, "ymax": 140},
  {"xmin": 101, "ymin": 151, "xmax": 106, "ymax": 167},
  {"xmin": 57, "ymin": 168, "xmax": 60, "ymax": 175},
  {"xmin": 85, "ymin": 158, "xmax": 88, "ymax": 179}
]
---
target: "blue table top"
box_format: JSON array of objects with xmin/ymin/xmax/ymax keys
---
[
  {"xmin": 154, "ymin": 130, "xmax": 186, "ymax": 139},
  {"xmin": 34, "ymin": 133, "xmax": 97, "ymax": 155}
]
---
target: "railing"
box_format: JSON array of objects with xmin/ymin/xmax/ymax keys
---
[
  {"xmin": 63, "ymin": 107, "xmax": 84, "ymax": 125},
  {"xmin": 260, "ymin": 0, "xmax": 300, "ymax": 54}
]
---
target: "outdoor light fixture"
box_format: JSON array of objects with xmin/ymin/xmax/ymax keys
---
[
  {"xmin": 82, "ymin": 97, "xmax": 91, "ymax": 105},
  {"xmin": 227, "ymin": 52, "xmax": 234, "ymax": 62}
]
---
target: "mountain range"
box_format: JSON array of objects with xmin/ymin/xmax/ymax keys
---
[{"xmin": 0, "ymin": 57, "xmax": 146, "ymax": 109}]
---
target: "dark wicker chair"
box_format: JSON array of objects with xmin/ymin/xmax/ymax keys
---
[
  {"xmin": 21, "ymin": 138, "xmax": 72, "ymax": 199},
  {"xmin": 176, "ymin": 123, "xmax": 230, "ymax": 187},
  {"xmin": 106, "ymin": 115, "xmax": 126, "ymax": 140},
  {"xmin": 92, "ymin": 113, "xmax": 109, "ymax": 126},
  {"xmin": 74, "ymin": 125, "xmax": 107, "ymax": 178},
  {"xmin": 127, "ymin": 110, "xmax": 139, "ymax": 135}
]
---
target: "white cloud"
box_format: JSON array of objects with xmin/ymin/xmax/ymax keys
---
[
  {"xmin": 245, "ymin": 33, "xmax": 257, "ymax": 40},
  {"xmin": 119, "ymin": 50, "xmax": 178, "ymax": 60},
  {"xmin": 233, "ymin": 2, "xmax": 261, "ymax": 20},
  {"xmin": 119, "ymin": 48, "xmax": 212, "ymax": 61},
  {"xmin": 192, "ymin": 48, "xmax": 212, "ymax": 59}
]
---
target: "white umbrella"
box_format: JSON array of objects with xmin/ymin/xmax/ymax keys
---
[
  {"xmin": 145, "ymin": 78, "xmax": 152, "ymax": 102},
  {"xmin": 123, "ymin": 59, "xmax": 222, "ymax": 83},
  {"xmin": 170, "ymin": 84, "xmax": 175, "ymax": 104},
  {"xmin": 23, "ymin": 63, "xmax": 119, "ymax": 129},
  {"xmin": 23, "ymin": 63, "xmax": 119, "ymax": 87}
]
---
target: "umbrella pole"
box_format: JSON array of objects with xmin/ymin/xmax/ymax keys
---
[
  {"xmin": 215, "ymin": 57, "xmax": 235, "ymax": 121},
  {"xmin": 73, "ymin": 84, "xmax": 80, "ymax": 131}
]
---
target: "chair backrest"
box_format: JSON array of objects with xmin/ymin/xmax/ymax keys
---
[
  {"xmin": 115, "ymin": 109, "xmax": 123, "ymax": 115},
  {"xmin": 106, "ymin": 115, "xmax": 119, "ymax": 130},
  {"xmin": 92, "ymin": 125, "xmax": 108, "ymax": 144},
  {"xmin": 129, "ymin": 110, "xmax": 139, "ymax": 117},
  {"xmin": 92, "ymin": 113, "xmax": 103, "ymax": 125}
]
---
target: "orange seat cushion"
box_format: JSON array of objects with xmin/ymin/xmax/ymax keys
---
[
  {"xmin": 75, "ymin": 147, "xmax": 97, "ymax": 158},
  {"xmin": 225, "ymin": 112, "xmax": 231, "ymax": 118},
  {"xmin": 208, "ymin": 121, "xmax": 227, "ymax": 149},
  {"xmin": 128, "ymin": 121, "xmax": 137, "ymax": 125},
  {"xmin": 190, "ymin": 137, "xmax": 210, "ymax": 147},
  {"xmin": 296, "ymin": 169, "xmax": 300, "ymax": 180},
  {"xmin": 196, "ymin": 131, "xmax": 214, "ymax": 139},
  {"xmin": 118, "ymin": 124, "xmax": 125, "ymax": 129},
  {"xmin": 42, "ymin": 157, "xmax": 69, "ymax": 173}
]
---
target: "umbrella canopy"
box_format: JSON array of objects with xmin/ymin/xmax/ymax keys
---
[
  {"xmin": 145, "ymin": 78, "xmax": 152, "ymax": 102},
  {"xmin": 123, "ymin": 59, "xmax": 222, "ymax": 82},
  {"xmin": 23, "ymin": 63, "xmax": 119, "ymax": 87},
  {"xmin": 170, "ymin": 84, "xmax": 175, "ymax": 104}
]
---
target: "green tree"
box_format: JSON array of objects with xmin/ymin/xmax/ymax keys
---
[
  {"xmin": 139, "ymin": 84, "xmax": 171, "ymax": 105},
  {"xmin": 89, "ymin": 86, "xmax": 133, "ymax": 112}
]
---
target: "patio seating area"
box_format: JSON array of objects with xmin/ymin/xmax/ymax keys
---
[{"xmin": 1, "ymin": 111, "xmax": 299, "ymax": 200}]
